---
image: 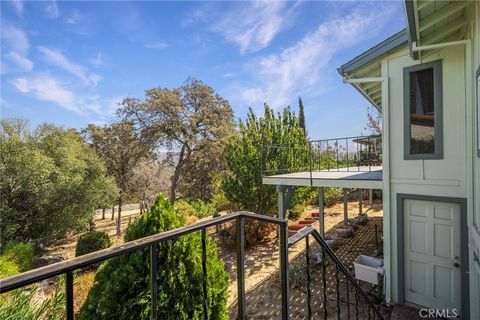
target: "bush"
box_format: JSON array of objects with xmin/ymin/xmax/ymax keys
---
[
  {"xmin": 0, "ymin": 242, "xmax": 35, "ymax": 278},
  {"xmin": 78, "ymin": 194, "xmax": 229, "ymax": 320},
  {"xmin": 287, "ymin": 204, "xmax": 305, "ymax": 221},
  {"xmin": 75, "ymin": 231, "xmax": 111, "ymax": 257},
  {"xmin": 0, "ymin": 257, "xmax": 20, "ymax": 279},
  {"xmin": 174, "ymin": 199, "xmax": 217, "ymax": 219},
  {"xmin": 324, "ymin": 188, "xmax": 343, "ymax": 207},
  {"xmin": 0, "ymin": 278, "xmax": 65, "ymax": 319}
]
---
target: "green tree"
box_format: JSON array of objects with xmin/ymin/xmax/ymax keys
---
[
  {"xmin": 298, "ymin": 97, "xmax": 306, "ymax": 133},
  {"xmin": 78, "ymin": 194, "xmax": 228, "ymax": 320},
  {"xmin": 223, "ymin": 104, "xmax": 308, "ymax": 215},
  {"xmin": 83, "ymin": 121, "xmax": 151, "ymax": 237},
  {"xmin": 0, "ymin": 119, "xmax": 118, "ymax": 243},
  {"xmin": 118, "ymin": 78, "xmax": 235, "ymax": 203}
]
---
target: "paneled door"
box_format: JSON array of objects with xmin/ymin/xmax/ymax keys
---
[{"xmin": 404, "ymin": 199, "xmax": 461, "ymax": 312}]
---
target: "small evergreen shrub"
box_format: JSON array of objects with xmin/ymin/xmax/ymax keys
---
[
  {"xmin": 0, "ymin": 242, "xmax": 35, "ymax": 277},
  {"xmin": 78, "ymin": 194, "xmax": 229, "ymax": 320},
  {"xmin": 75, "ymin": 231, "xmax": 111, "ymax": 257},
  {"xmin": 174, "ymin": 199, "xmax": 217, "ymax": 219}
]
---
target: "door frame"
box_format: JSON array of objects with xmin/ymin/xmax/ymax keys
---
[{"xmin": 396, "ymin": 193, "xmax": 469, "ymax": 318}]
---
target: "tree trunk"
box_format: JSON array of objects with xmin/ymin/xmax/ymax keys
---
[
  {"xmin": 111, "ymin": 206, "xmax": 115, "ymax": 220},
  {"xmin": 169, "ymin": 144, "xmax": 188, "ymax": 204},
  {"xmin": 116, "ymin": 197, "xmax": 122, "ymax": 238},
  {"xmin": 102, "ymin": 208, "xmax": 106, "ymax": 220},
  {"xmin": 140, "ymin": 201, "xmax": 143, "ymax": 214}
]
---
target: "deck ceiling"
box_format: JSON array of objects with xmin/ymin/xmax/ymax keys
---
[{"xmin": 409, "ymin": 0, "xmax": 474, "ymax": 58}]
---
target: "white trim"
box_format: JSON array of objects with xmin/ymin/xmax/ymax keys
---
[
  {"xmin": 343, "ymin": 77, "xmax": 385, "ymax": 84},
  {"xmin": 412, "ymin": 40, "xmax": 470, "ymax": 52}
]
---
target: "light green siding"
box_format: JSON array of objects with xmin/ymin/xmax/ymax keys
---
[{"xmin": 379, "ymin": 3, "xmax": 479, "ymax": 317}]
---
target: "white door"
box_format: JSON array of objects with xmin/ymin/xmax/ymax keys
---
[{"xmin": 404, "ymin": 199, "xmax": 461, "ymax": 312}]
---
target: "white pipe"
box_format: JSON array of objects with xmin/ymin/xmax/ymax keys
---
[{"xmin": 412, "ymin": 39, "xmax": 470, "ymax": 52}]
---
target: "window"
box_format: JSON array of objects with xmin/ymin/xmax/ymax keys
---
[{"xmin": 403, "ymin": 60, "xmax": 443, "ymax": 159}]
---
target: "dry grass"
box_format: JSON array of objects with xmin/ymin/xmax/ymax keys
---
[{"xmin": 73, "ymin": 270, "xmax": 96, "ymax": 314}]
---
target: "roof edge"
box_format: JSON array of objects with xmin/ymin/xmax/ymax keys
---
[{"xmin": 338, "ymin": 29, "xmax": 408, "ymax": 75}]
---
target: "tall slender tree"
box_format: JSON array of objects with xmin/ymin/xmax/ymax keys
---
[{"xmin": 298, "ymin": 97, "xmax": 306, "ymax": 133}]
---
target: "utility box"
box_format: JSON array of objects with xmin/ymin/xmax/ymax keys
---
[{"xmin": 354, "ymin": 255, "xmax": 384, "ymax": 285}]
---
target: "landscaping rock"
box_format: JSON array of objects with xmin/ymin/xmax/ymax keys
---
[
  {"xmin": 32, "ymin": 255, "xmax": 64, "ymax": 269},
  {"xmin": 357, "ymin": 213, "xmax": 368, "ymax": 225},
  {"xmin": 326, "ymin": 239, "xmax": 340, "ymax": 250},
  {"xmin": 336, "ymin": 227, "xmax": 354, "ymax": 238},
  {"xmin": 348, "ymin": 219, "xmax": 359, "ymax": 229}
]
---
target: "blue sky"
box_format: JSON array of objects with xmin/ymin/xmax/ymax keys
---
[{"xmin": 1, "ymin": 1, "xmax": 406, "ymax": 139}]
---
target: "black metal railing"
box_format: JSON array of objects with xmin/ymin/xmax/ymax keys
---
[
  {"xmin": 289, "ymin": 227, "xmax": 384, "ymax": 319},
  {"xmin": 0, "ymin": 211, "xmax": 382, "ymax": 320},
  {"xmin": 261, "ymin": 134, "xmax": 382, "ymax": 176}
]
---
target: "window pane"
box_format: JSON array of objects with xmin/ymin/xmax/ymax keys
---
[{"xmin": 410, "ymin": 68, "xmax": 434, "ymax": 154}]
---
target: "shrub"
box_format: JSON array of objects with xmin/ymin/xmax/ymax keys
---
[
  {"xmin": 78, "ymin": 194, "xmax": 229, "ymax": 320},
  {"xmin": 1, "ymin": 242, "xmax": 35, "ymax": 272},
  {"xmin": 174, "ymin": 199, "xmax": 217, "ymax": 219},
  {"xmin": 75, "ymin": 231, "xmax": 111, "ymax": 257},
  {"xmin": 0, "ymin": 278, "xmax": 65, "ymax": 319},
  {"xmin": 287, "ymin": 204, "xmax": 305, "ymax": 221},
  {"xmin": 0, "ymin": 257, "xmax": 19, "ymax": 279},
  {"xmin": 324, "ymin": 187, "xmax": 343, "ymax": 207}
]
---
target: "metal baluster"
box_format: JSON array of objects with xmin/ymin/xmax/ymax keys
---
[
  {"xmin": 66, "ymin": 271, "xmax": 74, "ymax": 320},
  {"xmin": 150, "ymin": 244, "xmax": 158, "ymax": 320},
  {"xmin": 201, "ymin": 229, "xmax": 209, "ymax": 320},
  {"xmin": 280, "ymin": 221, "xmax": 289, "ymax": 320},
  {"xmin": 336, "ymin": 139, "xmax": 339, "ymax": 171},
  {"xmin": 326, "ymin": 140, "xmax": 330, "ymax": 171},
  {"xmin": 306, "ymin": 236, "xmax": 312, "ymax": 320},
  {"xmin": 236, "ymin": 217, "xmax": 245, "ymax": 320},
  {"xmin": 346, "ymin": 139, "xmax": 349, "ymax": 172},
  {"xmin": 322, "ymin": 247, "xmax": 328, "ymax": 320},
  {"xmin": 335, "ymin": 264, "xmax": 340, "ymax": 320},
  {"xmin": 355, "ymin": 289, "xmax": 359, "ymax": 320},
  {"xmin": 345, "ymin": 274, "xmax": 351, "ymax": 320},
  {"xmin": 355, "ymin": 138, "xmax": 360, "ymax": 171}
]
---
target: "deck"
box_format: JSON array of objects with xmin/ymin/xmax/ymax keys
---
[{"xmin": 262, "ymin": 166, "xmax": 383, "ymax": 189}]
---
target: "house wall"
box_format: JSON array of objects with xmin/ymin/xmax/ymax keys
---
[
  {"xmin": 381, "ymin": 7, "xmax": 480, "ymax": 317},
  {"xmin": 469, "ymin": 2, "xmax": 480, "ymax": 319}
]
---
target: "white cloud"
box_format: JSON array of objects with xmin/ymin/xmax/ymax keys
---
[
  {"xmin": 38, "ymin": 46, "xmax": 101, "ymax": 86},
  {"xmin": 45, "ymin": 0, "xmax": 60, "ymax": 18},
  {"xmin": 10, "ymin": 75, "xmax": 80, "ymax": 113},
  {"xmin": 237, "ymin": 4, "xmax": 395, "ymax": 108},
  {"xmin": 213, "ymin": 1, "xmax": 300, "ymax": 54},
  {"xmin": 144, "ymin": 41, "xmax": 168, "ymax": 49},
  {"xmin": 66, "ymin": 10, "xmax": 81, "ymax": 24},
  {"xmin": 89, "ymin": 53, "xmax": 104, "ymax": 66},
  {"xmin": 11, "ymin": 0, "xmax": 24, "ymax": 17},
  {"xmin": 1, "ymin": 24, "xmax": 33, "ymax": 72},
  {"xmin": 1, "ymin": 25, "xmax": 29, "ymax": 55},
  {"xmin": 6, "ymin": 52, "xmax": 33, "ymax": 71}
]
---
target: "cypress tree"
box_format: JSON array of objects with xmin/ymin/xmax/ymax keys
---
[{"xmin": 298, "ymin": 97, "xmax": 306, "ymax": 133}]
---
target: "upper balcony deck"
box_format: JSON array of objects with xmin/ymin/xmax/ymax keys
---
[{"xmin": 261, "ymin": 135, "xmax": 383, "ymax": 189}]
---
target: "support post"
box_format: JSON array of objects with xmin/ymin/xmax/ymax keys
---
[
  {"xmin": 343, "ymin": 189, "xmax": 348, "ymax": 227},
  {"xmin": 279, "ymin": 221, "xmax": 289, "ymax": 320},
  {"xmin": 277, "ymin": 185, "xmax": 294, "ymax": 219},
  {"xmin": 369, "ymin": 189, "xmax": 373, "ymax": 206},
  {"xmin": 359, "ymin": 189, "xmax": 363, "ymax": 215},
  {"xmin": 318, "ymin": 187, "xmax": 325, "ymax": 237}
]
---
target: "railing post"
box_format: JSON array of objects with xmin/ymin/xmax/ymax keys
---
[
  {"xmin": 201, "ymin": 228, "xmax": 209, "ymax": 320},
  {"xmin": 279, "ymin": 220, "xmax": 289, "ymax": 320},
  {"xmin": 236, "ymin": 216, "xmax": 245, "ymax": 320},
  {"xmin": 66, "ymin": 271, "xmax": 74, "ymax": 320},
  {"xmin": 150, "ymin": 244, "xmax": 158, "ymax": 320},
  {"xmin": 305, "ymin": 236, "xmax": 312, "ymax": 320}
]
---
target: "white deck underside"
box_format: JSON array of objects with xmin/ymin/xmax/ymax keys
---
[{"xmin": 262, "ymin": 166, "xmax": 383, "ymax": 189}]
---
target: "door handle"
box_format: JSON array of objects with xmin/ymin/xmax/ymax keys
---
[{"xmin": 453, "ymin": 262, "xmax": 460, "ymax": 268}]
